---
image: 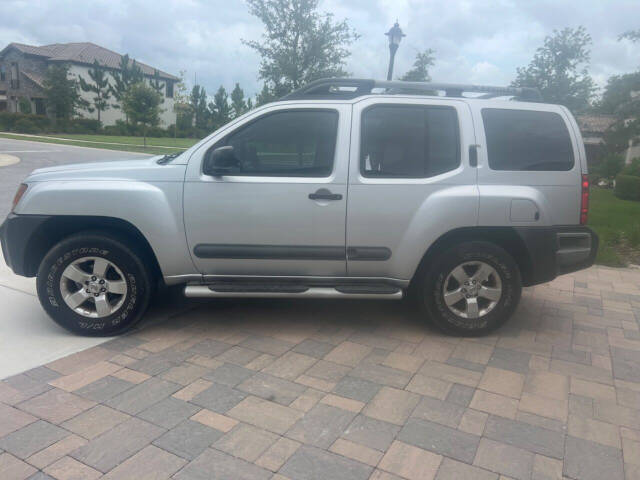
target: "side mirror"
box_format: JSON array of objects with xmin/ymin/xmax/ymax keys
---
[{"xmin": 203, "ymin": 146, "xmax": 238, "ymax": 176}]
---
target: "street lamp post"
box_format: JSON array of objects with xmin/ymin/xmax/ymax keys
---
[{"xmin": 385, "ymin": 21, "xmax": 405, "ymax": 81}]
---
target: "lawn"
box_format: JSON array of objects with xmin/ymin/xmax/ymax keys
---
[
  {"xmin": 589, "ymin": 187, "xmax": 640, "ymax": 266},
  {"xmin": 0, "ymin": 132, "xmax": 200, "ymax": 155}
]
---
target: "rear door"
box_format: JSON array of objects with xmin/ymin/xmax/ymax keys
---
[
  {"xmin": 346, "ymin": 97, "xmax": 478, "ymax": 280},
  {"xmin": 473, "ymin": 103, "xmax": 583, "ymax": 226}
]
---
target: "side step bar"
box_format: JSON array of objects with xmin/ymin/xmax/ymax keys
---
[{"xmin": 184, "ymin": 285, "xmax": 403, "ymax": 300}]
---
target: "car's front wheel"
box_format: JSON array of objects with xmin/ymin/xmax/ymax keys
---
[
  {"xmin": 419, "ymin": 241, "xmax": 522, "ymax": 336},
  {"xmin": 36, "ymin": 232, "xmax": 152, "ymax": 336}
]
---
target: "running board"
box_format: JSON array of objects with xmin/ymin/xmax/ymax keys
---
[{"xmin": 184, "ymin": 285, "xmax": 403, "ymax": 300}]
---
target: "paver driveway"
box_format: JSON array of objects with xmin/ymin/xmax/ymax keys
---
[{"xmin": 1, "ymin": 265, "xmax": 639, "ymax": 480}]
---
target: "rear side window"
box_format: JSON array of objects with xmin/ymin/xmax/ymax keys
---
[
  {"xmin": 361, "ymin": 105, "xmax": 460, "ymax": 178},
  {"xmin": 482, "ymin": 108, "xmax": 574, "ymax": 171}
]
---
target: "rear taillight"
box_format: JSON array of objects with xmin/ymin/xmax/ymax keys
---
[
  {"xmin": 580, "ymin": 174, "xmax": 589, "ymax": 225},
  {"xmin": 11, "ymin": 184, "xmax": 27, "ymax": 212}
]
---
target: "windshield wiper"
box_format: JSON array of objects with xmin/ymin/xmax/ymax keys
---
[{"xmin": 157, "ymin": 152, "xmax": 182, "ymax": 164}]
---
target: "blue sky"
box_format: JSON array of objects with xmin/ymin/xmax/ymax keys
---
[{"xmin": 1, "ymin": 0, "xmax": 638, "ymax": 99}]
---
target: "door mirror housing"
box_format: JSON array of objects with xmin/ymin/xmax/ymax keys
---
[{"xmin": 203, "ymin": 146, "xmax": 238, "ymax": 176}]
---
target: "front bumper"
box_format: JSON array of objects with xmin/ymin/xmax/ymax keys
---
[
  {"xmin": 515, "ymin": 225, "xmax": 599, "ymax": 286},
  {"xmin": 1, "ymin": 213, "xmax": 51, "ymax": 277}
]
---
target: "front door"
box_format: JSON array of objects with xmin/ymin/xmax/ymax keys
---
[{"xmin": 183, "ymin": 104, "xmax": 351, "ymax": 277}]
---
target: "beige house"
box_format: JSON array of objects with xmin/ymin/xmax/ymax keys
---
[
  {"xmin": 0, "ymin": 42, "xmax": 178, "ymax": 126},
  {"xmin": 576, "ymin": 114, "xmax": 640, "ymax": 166}
]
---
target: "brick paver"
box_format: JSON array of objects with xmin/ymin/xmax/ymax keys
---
[{"xmin": 1, "ymin": 265, "xmax": 640, "ymax": 479}]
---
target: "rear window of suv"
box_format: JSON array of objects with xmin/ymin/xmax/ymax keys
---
[
  {"xmin": 482, "ymin": 108, "xmax": 574, "ymax": 171},
  {"xmin": 361, "ymin": 105, "xmax": 460, "ymax": 178}
]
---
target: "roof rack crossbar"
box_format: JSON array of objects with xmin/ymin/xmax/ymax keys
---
[{"xmin": 281, "ymin": 78, "xmax": 541, "ymax": 101}]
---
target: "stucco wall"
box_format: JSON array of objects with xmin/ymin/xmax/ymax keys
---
[{"xmin": 69, "ymin": 64, "xmax": 176, "ymax": 127}]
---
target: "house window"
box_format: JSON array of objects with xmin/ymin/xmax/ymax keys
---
[
  {"xmin": 10, "ymin": 62, "xmax": 19, "ymax": 89},
  {"xmin": 166, "ymin": 81, "xmax": 174, "ymax": 98},
  {"xmin": 0, "ymin": 66, "xmax": 5, "ymax": 81},
  {"xmin": 34, "ymin": 98, "xmax": 46, "ymax": 115}
]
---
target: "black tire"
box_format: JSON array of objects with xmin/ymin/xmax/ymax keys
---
[
  {"xmin": 36, "ymin": 231, "xmax": 153, "ymax": 336},
  {"xmin": 418, "ymin": 241, "xmax": 521, "ymax": 336}
]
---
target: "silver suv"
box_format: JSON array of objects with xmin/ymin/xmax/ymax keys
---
[{"xmin": 1, "ymin": 78, "xmax": 598, "ymax": 336}]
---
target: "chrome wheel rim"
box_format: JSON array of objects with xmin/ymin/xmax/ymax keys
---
[
  {"xmin": 443, "ymin": 261, "xmax": 502, "ymax": 319},
  {"xmin": 60, "ymin": 256, "xmax": 127, "ymax": 318}
]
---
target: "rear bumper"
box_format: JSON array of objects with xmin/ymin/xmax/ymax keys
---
[
  {"xmin": 0, "ymin": 213, "xmax": 51, "ymax": 277},
  {"xmin": 515, "ymin": 225, "xmax": 599, "ymax": 286}
]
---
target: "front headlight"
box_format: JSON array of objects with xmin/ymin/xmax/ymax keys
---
[{"xmin": 11, "ymin": 183, "xmax": 28, "ymax": 212}]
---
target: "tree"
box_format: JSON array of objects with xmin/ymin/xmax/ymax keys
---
[
  {"xmin": 173, "ymin": 70, "xmax": 193, "ymax": 134},
  {"xmin": 619, "ymin": 29, "xmax": 640, "ymax": 43},
  {"xmin": 209, "ymin": 85, "xmax": 232, "ymax": 129},
  {"xmin": 255, "ymin": 83, "xmax": 277, "ymax": 106},
  {"xmin": 599, "ymin": 33, "xmax": 640, "ymax": 154},
  {"xmin": 150, "ymin": 69, "xmax": 165, "ymax": 97},
  {"xmin": 122, "ymin": 82, "xmax": 163, "ymax": 147},
  {"xmin": 190, "ymin": 85, "xmax": 208, "ymax": 130},
  {"xmin": 512, "ymin": 26, "xmax": 596, "ymax": 112},
  {"xmin": 400, "ymin": 49, "xmax": 435, "ymax": 82},
  {"xmin": 230, "ymin": 83, "xmax": 248, "ymax": 118},
  {"xmin": 110, "ymin": 54, "xmax": 144, "ymax": 119},
  {"xmin": 244, "ymin": 0, "xmax": 359, "ymax": 98},
  {"xmin": 42, "ymin": 64, "xmax": 83, "ymax": 120},
  {"xmin": 79, "ymin": 60, "xmax": 112, "ymax": 123}
]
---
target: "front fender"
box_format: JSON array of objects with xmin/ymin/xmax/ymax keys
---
[{"xmin": 14, "ymin": 180, "xmax": 196, "ymax": 277}]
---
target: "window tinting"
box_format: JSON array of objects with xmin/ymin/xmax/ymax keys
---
[
  {"xmin": 482, "ymin": 108, "xmax": 574, "ymax": 171},
  {"xmin": 361, "ymin": 105, "xmax": 460, "ymax": 178},
  {"xmin": 216, "ymin": 110, "xmax": 338, "ymax": 177}
]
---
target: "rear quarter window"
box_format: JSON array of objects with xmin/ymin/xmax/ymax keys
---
[{"xmin": 481, "ymin": 108, "xmax": 574, "ymax": 171}]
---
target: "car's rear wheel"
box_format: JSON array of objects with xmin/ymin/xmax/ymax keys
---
[
  {"xmin": 419, "ymin": 241, "xmax": 521, "ymax": 336},
  {"xmin": 36, "ymin": 232, "xmax": 152, "ymax": 336}
]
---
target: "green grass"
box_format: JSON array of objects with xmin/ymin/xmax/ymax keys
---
[
  {"xmin": 0, "ymin": 132, "xmax": 199, "ymax": 155},
  {"xmin": 589, "ymin": 187, "xmax": 640, "ymax": 266},
  {"xmin": 42, "ymin": 133, "xmax": 199, "ymax": 149}
]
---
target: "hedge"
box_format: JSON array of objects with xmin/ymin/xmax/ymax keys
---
[
  {"xmin": 0, "ymin": 112, "xmax": 204, "ymax": 138},
  {"xmin": 614, "ymin": 174, "xmax": 640, "ymax": 202}
]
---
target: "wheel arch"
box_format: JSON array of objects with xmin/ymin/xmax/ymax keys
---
[
  {"xmin": 410, "ymin": 226, "xmax": 534, "ymax": 288},
  {"xmin": 23, "ymin": 215, "xmax": 163, "ymax": 281}
]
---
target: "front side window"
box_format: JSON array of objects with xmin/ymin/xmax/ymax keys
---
[
  {"xmin": 214, "ymin": 109, "xmax": 339, "ymax": 177},
  {"xmin": 482, "ymin": 108, "xmax": 574, "ymax": 171},
  {"xmin": 361, "ymin": 105, "xmax": 460, "ymax": 178}
]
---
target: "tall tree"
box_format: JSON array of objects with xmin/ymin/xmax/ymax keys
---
[
  {"xmin": 150, "ymin": 69, "xmax": 165, "ymax": 97},
  {"xmin": 110, "ymin": 54, "xmax": 144, "ymax": 117},
  {"xmin": 122, "ymin": 82, "xmax": 163, "ymax": 147},
  {"xmin": 619, "ymin": 29, "xmax": 640, "ymax": 43},
  {"xmin": 244, "ymin": 0, "xmax": 359, "ymax": 98},
  {"xmin": 42, "ymin": 64, "xmax": 83, "ymax": 120},
  {"xmin": 400, "ymin": 49, "xmax": 435, "ymax": 82},
  {"xmin": 512, "ymin": 26, "xmax": 596, "ymax": 112},
  {"xmin": 209, "ymin": 86, "xmax": 232, "ymax": 129},
  {"xmin": 173, "ymin": 70, "xmax": 193, "ymax": 133},
  {"xmin": 600, "ymin": 32, "xmax": 640, "ymax": 154},
  {"xmin": 230, "ymin": 83, "xmax": 248, "ymax": 118},
  {"xmin": 255, "ymin": 83, "xmax": 277, "ymax": 106},
  {"xmin": 190, "ymin": 85, "xmax": 208, "ymax": 130},
  {"xmin": 79, "ymin": 60, "xmax": 112, "ymax": 123}
]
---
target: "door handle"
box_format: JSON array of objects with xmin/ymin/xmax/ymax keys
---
[
  {"xmin": 469, "ymin": 144, "xmax": 479, "ymax": 167},
  {"xmin": 308, "ymin": 188, "xmax": 342, "ymax": 201}
]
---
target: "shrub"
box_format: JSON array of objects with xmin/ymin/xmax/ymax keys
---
[
  {"xmin": 615, "ymin": 174, "xmax": 640, "ymax": 202},
  {"xmin": 14, "ymin": 117, "xmax": 43, "ymax": 134},
  {"xmin": 623, "ymin": 158, "xmax": 640, "ymax": 177},
  {"xmin": 594, "ymin": 154, "xmax": 624, "ymax": 180},
  {"xmin": 57, "ymin": 118, "xmax": 101, "ymax": 134},
  {"xmin": 0, "ymin": 112, "xmax": 51, "ymax": 133},
  {"xmin": 18, "ymin": 97, "xmax": 32, "ymax": 114}
]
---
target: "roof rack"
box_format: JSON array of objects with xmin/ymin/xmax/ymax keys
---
[{"xmin": 281, "ymin": 78, "xmax": 542, "ymax": 102}]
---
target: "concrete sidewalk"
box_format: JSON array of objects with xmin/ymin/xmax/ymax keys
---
[{"xmin": 1, "ymin": 265, "xmax": 639, "ymax": 480}]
